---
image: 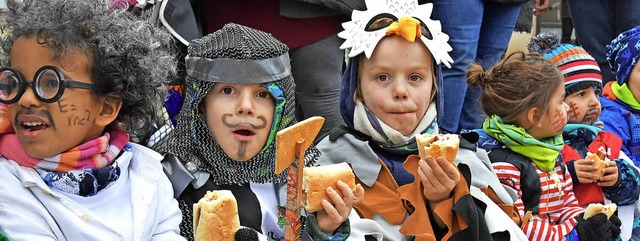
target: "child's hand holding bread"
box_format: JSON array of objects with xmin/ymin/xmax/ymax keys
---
[{"xmin": 415, "ymin": 133, "xmax": 461, "ymax": 205}]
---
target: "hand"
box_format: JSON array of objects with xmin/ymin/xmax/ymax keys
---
[
  {"xmin": 574, "ymin": 158, "xmax": 599, "ymax": 184},
  {"xmin": 609, "ymin": 213, "xmax": 622, "ymax": 239},
  {"xmin": 417, "ymin": 156, "xmax": 460, "ymax": 205},
  {"xmin": 316, "ymin": 181, "xmax": 365, "ymax": 234},
  {"xmin": 235, "ymin": 227, "xmax": 266, "ymax": 241},
  {"xmin": 576, "ymin": 213, "xmax": 617, "ymax": 241},
  {"xmin": 597, "ymin": 161, "xmax": 619, "ymax": 187},
  {"xmin": 534, "ymin": 0, "xmax": 550, "ymax": 16}
]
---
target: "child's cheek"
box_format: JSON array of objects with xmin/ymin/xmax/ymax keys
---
[{"xmin": 566, "ymin": 101, "xmax": 581, "ymax": 120}]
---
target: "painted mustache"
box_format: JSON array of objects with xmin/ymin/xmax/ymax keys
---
[
  {"xmin": 15, "ymin": 108, "xmax": 56, "ymax": 129},
  {"xmin": 221, "ymin": 113, "xmax": 268, "ymax": 130}
]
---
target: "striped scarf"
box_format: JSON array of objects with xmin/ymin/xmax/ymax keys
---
[
  {"xmin": 0, "ymin": 104, "xmax": 129, "ymax": 172},
  {"xmin": 483, "ymin": 115, "xmax": 564, "ymax": 171}
]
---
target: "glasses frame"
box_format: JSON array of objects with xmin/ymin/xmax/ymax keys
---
[{"xmin": 0, "ymin": 66, "xmax": 98, "ymax": 104}]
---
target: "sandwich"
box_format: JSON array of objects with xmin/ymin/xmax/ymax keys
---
[
  {"xmin": 584, "ymin": 149, "xmax": 609, "ymax": 179},
  {"xmin": 193, "ymin": 190, "xmax": 240, "ymax": 241},
  {"xmin": 416, "ymin": 133, "xmax": 460, "ymax": 164},
  {"xmin": 583, "ymin": 203, "xmax": 617, "ymax": 219},
  {"xmin": 302, "ymin": 162, "xmax": 356, "ymax": 212}
]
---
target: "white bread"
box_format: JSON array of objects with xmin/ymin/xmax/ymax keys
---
[
  {"xmin": 193, "ymin": 190, "xmax": 240, "ymax": 241},
  {"xmin": 585, "ymin": 149, "xmax": 608, "ymax": 179},
  {"xmin": 302, "ymin": 162, "xmax": 356, "ymax": 212},
  {"xmin": 416, "ymin": 133, "xmax": 460, "ymax": 164},
  {"xmin": 583, "ymin": 203, "xmax": 617, "ymax": 219}
]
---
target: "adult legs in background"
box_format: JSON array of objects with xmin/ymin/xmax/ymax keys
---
[
  {"xmin": 432, "ymin": 0, "xmax": 483, "ymax": 133},
  {"xmin": 289, "ymin": 34, "xmax": 345, "ymax": 140},
  {"xmin": 433, "ymin": 0, "xmax": 521, "ymax": 133},
  {"xmin": 614, "ymin": 1, "xmax": 640, "ymax": 48},
  {"xmin": 568, "ymin": 0, "xmax": 616, "ymax": 83},
  {"xmin": 461, "ymin": 1, "xmax": 521, "ymax": 131},
  {"xmin": 560, "ymin": 0, "xmax": 574, "ymax": 44}
]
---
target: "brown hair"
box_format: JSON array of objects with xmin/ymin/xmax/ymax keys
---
[
  {"xmin": 355, "ymin": 17, "xmax": 438, "ymax": 102},
  {"xmin": 467, "ymin": 51, "xmax": 563, "ymax": 126}
]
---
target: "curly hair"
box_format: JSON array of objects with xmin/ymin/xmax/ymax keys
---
[
  {"xmin": 467, "ymin": 52, "xmax": 564, "ymax": 127},
  {"xmin": 0, "ymin": 0, "xmax": 177, "ymax": 137}
]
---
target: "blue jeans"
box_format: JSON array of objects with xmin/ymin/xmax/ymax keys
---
[
  {"xmin": 568, "ymin": 0, "xmax": 640, "ymax": 84},
  {"xmin": 432, "ymin": 0, "xmax": 522, "ymax": 133}
]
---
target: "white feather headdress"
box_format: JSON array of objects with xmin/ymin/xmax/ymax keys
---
[{"xmin": 338, "ymin": 0, "xmax": 453, "ymax": 68}]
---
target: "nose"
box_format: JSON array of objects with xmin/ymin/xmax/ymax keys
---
[
  {"xmin": 236, "ymin": 92, "xmax": 255, "ymax": 116},
  {"xmin": 17, "ymin": 85, "xmax": 41, "ymax": 108},
  {"xmin": 588, "ymin": 94, "xmax": 600, "ymax": 107},
  {"xmin": 392, "ymin": 81, "xmax": 409, "ymax": 101}
]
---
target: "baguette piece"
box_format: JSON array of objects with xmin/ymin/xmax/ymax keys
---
[
  {"xmin": 583, "ymin": 203, "xmax": 617, "ymax": 219},
  {"xmin": 584, "ymin": 149, "xmax": 608, "ymax": 179},
  {"xmin": 416, "ymin": 133, "xmax": 460, "ymax": 164},
  {"xmin": 302, "ymin": 162, "xmax": 356, "ymax": 212},
  {"xmin": 193, "ymin": 190, "xmax": 240, "ymax": 241}
]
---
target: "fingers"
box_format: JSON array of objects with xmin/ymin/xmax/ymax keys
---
[
  {"xmin": 319, "ymin": 199, "xmax": 343, "ymax": 224},
  {"xmin": 574, "ymin": 159, "xmax": 601, "ymax": 182},
  {"xmin": 597, "ymin": 164, "xmax": 619, "ymax": 187},
  {"xmin": 419, "ymin": 157, "xmax": 459, "ymax": 185},
  {"xmin": 326, "ymin": 184, "xmax": 350, "ymax": 217},
  {"xmin": 353, "ymin": 184, "xmax": 364, "ymax": 205},
  {"xmin": 419, "ymin": 157, "xmax": 458, "ymax": 203}
]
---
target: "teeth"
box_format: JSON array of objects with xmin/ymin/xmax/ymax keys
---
[{"xmin": 23, "ymin": 121, "xmax": 45, "ymax": 127}]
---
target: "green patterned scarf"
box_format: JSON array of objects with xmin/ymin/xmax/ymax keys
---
[
  {"xmin": 611, "ymin": 82, "xmax": 640, "ymax": 110},
  {"xmin": 483, "ymin": 115, "xmax": 564, "ymax": 171}
]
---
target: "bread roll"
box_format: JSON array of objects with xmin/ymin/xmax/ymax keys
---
[
  {"xmin": 302, "ymin": 162, "xmax": 356, "ymax": 212},
  {"xmin": 416, "ymin": 133, "xmax": 460, "ymax": 164},
  {"xmin": 193, "ymin": 190, "xmax": 240, "ymax": 241},
  {"xmin": 585, "ymin": 149, "xmax": 608, "ymax": 179},
  {"xmin": 583, "ymin": 203, "xmax": 617, "ymax": 219}
]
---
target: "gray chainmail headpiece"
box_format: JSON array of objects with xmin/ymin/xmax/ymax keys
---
[{"xmin": 157, "ymin": 23, "xmax": 318, "ymax": 185}]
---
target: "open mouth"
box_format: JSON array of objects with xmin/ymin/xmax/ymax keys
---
[
  {"xmin": 233, "ymin": 129, "xmax": 255, "ymax": 136},
  {"xmin": 22, "ymin": 121, "xmax": 49, "ymax": 131}
]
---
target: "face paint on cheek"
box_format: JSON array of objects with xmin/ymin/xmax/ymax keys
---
[
  {"xmin": 57, "ymin": 99, "xmax": 77, "ymax": 113},
  {"xmin": 550, "ymin": 108, "xmax": 567, "ymax": 132},
  {"xmin": 567, "ymin": 101, "xmax": 581, "ymax": 119},
  {"xmin": 66, "ymin": 109, "xmax": 92, "ymax": 127}
]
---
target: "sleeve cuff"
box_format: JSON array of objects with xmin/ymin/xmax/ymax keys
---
[{"xmin": 303, "ymin": 214, "xmax": 351, "ymax": 241}]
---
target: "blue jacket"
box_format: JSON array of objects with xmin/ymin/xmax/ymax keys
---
[{"xmin": 599, "ymin": 96, "xmax": 640, "ymax": 166}]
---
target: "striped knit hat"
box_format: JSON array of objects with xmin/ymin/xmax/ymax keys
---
[{"xmin": 528, "ymin": 32, "xmax": 603, "ymax": 95}]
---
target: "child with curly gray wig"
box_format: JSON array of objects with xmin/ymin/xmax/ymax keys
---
[{"xmin": 0, "ymin": 0, "xmax": 184, "ymax": 240}]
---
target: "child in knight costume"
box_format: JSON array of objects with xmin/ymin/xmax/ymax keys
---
[
  {"xmin": 0, "ymin": 0, "xmax": 183, "ymax": 240},
  {"xmin": 155, "ymin": 23, "xmax": 364, "ymax": 241},
  {"xmin": 314, "ymin": 0, "xmax": 527, "ymax": 240}
]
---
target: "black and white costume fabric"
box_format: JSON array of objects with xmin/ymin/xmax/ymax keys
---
[{"xmin": 155, "ymin": 23, "xmax": 319, "ymax": 240}]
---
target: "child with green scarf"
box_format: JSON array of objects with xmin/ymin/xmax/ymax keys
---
[
  {"xmin": 529, "ymin": 32, "xmax": 640, "ymax": 240},
  {"xmin": 470, "ymin": 52, "xmax": 621, "ymax": 241}
]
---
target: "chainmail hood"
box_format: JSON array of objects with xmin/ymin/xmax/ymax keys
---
[{"xmin": 158, "ymin": 23, "xmax": 318, "ymax": 185}]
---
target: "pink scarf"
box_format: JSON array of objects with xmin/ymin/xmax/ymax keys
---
[{"xmin": 0, "ymin": 104, "xmax": 129, "ymax": 172}]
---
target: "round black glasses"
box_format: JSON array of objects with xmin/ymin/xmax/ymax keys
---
[{"xmin": 0, "ymin": 66, "xmax": 98, "ymax": 104}]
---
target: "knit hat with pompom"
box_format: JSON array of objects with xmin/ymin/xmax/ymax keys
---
[{"xmin": 528, "ymin": 32, "xmax": 602, "ymax": 96}]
